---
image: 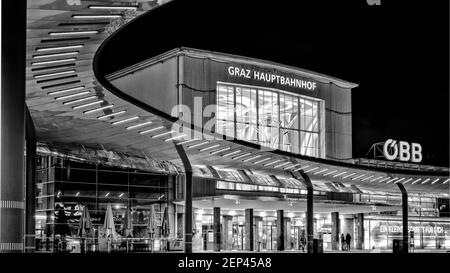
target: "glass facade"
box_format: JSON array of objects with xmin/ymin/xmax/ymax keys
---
[
  {"xmin": 35, "ymin": 155, "xmax": 171, "ymax": 252},
  {"xmin": 364, "ymin": 218, "xmax": 450, "ymax": 250},
  {"xmin": 216, "ymin": 83, "xmax": 324, "ymax": 157}
]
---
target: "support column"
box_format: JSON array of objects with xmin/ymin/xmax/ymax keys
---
[
  {"xmin": 213, "ymin": 207, "xmax": 221, "ymax": 251},
  {"xmin": 276, "ymin": 210, "xmax": 284, "ymax": 251},
  {"xmin": 396, "ymin": 182, "xmax": 408, "ymax": 253},
  {"xmin": 245, "ymin": 208, "xmax": 254, "ymax": 251},
  {"xmin": 0, "ymin": 0, "xmax": 27, "ymax": 253},
  {"xmin": 174, "ymin": 144, "xmax": 193, "ymax": 253},
  {"xmin": 355, "ymin": 213, "xmax": 364, "ymax": 250},
  {"xmin": 293, "ymin": 170, "xmax": 314, "ymax": 253},
  {"xmin": 25, "ymin": 108, "xmax": 36, "ymax": 253},
  {"xmin": 331, "ymin": 212, "xmax": 340, "ymax": 250}
]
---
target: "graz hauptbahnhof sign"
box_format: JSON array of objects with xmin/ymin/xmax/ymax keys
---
[
  {"xmin": 383, "ymin": 139, "xmax": 422, "ymax": 163},
  {"xmin": 227, "ymin": 65, "xmax": 317, "ymax": 91}
]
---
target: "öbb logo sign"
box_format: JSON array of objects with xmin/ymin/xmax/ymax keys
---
[{"xmin": 383, "ymin": 139, "xmax": 422, "ymax": 163}]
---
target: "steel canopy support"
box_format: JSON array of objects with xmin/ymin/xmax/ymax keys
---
[
  {"xmin": 396, "ymin": 182, "xmax": 408, "ymax": 253},
  {"xmin": 291, "ymin": 170, "xmax": 314, "ymax": 253},
  {"xmin": 175, "ymin": 144, "xmax": 193, "ymax": 253}
]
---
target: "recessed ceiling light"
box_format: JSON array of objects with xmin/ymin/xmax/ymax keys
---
[
  {"xmin": 36, "ymin": 44, "xmax": 84, "ymax": 52},
  {"xmin": 31, "ymin": 58, "xmax": 77, "ymax": 66},
  {"xmin": 151, "ymin": 131, "xmax": 175, "ymax": 139},
  {"xmin": 176, "ymin": 138, "xmax": 199, "ymax": 145},
  {"xmin": 126, "ymin": 120, "xmax": 153, "ymax": 130},
  {"xmin": 242, "ymin": 155, "xmax": 262, "ymax": 162},
  {"xmin": 88, "ymin": 5, "xmax": 138, "ymax": 10},
  {"xmin": 221, "ymin": 150, "xmax": 241, "ymax": 157},
  {"xmin": 97, "ymin": 110, "xmax": 127, "ymax": 120},
  {"xmin": 55, "ymin": 91, "xmax": 91, "ymax": 100},
  {"xmin": 138, "ymin": 126, "xmax": 164, "ymax": 134},
  {"xmin": 34, "ymin": 70, "xmax": 76, "ymax": 79},
  {"xmin": 62, "ymin": 96, "xmax": 97, "ymax": 105},
  {"xmin": 72, "ymin": 14, "xmax": 122, "ymax": 19},
  {"xmin": 164, "ymin": 134, "xmax": 187, "ymax": 142},
  {"xmin": 83, "ymin": 105, "xmax": 114, "ymax": 115},
  {"xmin": 231, "ymin": 153, "xmax": 252, "ymax": 160},
  {"xmin": 111, "ymin": 116, "xmax": 139, "ymax": 125},
  {"xmin": 199, "ymin": 144, "xmax": 220, "ymax": 152},
  {"xmin": 210, "ymin": 147, "xmax": 231, "ymax": 155},
  {"xmin": 32, "ymin": 51, "xmax": 79, "ymax": 59},
  {"xmin": 47, "ymin": 86, "xmax": 85, "ymax": 95},
  {"xmin": 253, "ymin": 158, "xmax": 271, "ymax": 164},
  {"xmin": 72, "ymin": 100, "xmax": 103, "ymax": 110},
  {"xmin": 49, "ymin": 30, "xmax": 99, "ymax": 36}
]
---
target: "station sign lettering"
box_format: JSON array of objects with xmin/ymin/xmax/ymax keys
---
[
  {"xmin": 227, "ymin": 65, "xmax": 317, "ymax": 91},
  {"xmin": 379, "ymin": 225, "xmax": 444, "ymax": 234},
  {"xmin": 383, "ymin": 139, "xmax": 422, "ymax": 163}
]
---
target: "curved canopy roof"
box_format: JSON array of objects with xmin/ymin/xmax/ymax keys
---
[{"xmin": 26, "ymin": 0, "xmax": 449, "ymax": 197}]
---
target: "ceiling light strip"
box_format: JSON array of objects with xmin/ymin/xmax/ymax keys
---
[
  {"xmin": 32, "ymin": 51, "xmax": 78, "ymax": 59},
  {"xmin": 54, "ymin": 91, "xmax": 90, "ymax": 100},
  {"xmin": 209, "ymin": 147, "xmax": 231, "ymax": 155},
  {"xmin": 72, "ymin": 14, "xmax": 122, "ymax": 19},
  {"xmin": 47, "ymin": 86, "xmax": 85, "ymax": 95},
  {"xmin": 342, "ymin": 173, "xmax": 356, "ymax": 179},
  {"xmin": 49, "ymin": 30, "xmax": 99, "ymax": 36},
  {"xmin": 199, "ymin": 144, "xmax": 220, "ymax": 152},
  {"xmin": 34, "ymin": 70, "xmax": 76, "ymax": 79},
  {"xmin": 253, "ymin": 158, "xmax": 271, "ymax": 165},
  {"xmin": 97, "ymin": 110, "xmax": 127, "ymax": 120},
  {"xmin": 139, "ymin": 126, "xmax": 164, "ymax": 135},
  {"xmin": 333, "ymin": 171, "xmax": 347, "ymax": 178},
  {"xmin": 370, "ymin": 176, "xmax": 384, "ymax": 182},
  {"xmin": 402, "ymin": 178, "xmax": 413, "ymax": 184},
  {"xmin": 351, "ymin": 174, "xmax": 366, "ymax": 181},
  {"xmin": 83, "ymin": 105, "xmax": 114, "ymax": 115},
  {"xmin": 378, "ymin": 177, "xmax": 391, "ymax": 183},
  {"xmin": 126, "ymin": 121, "xmax": 154, "ymax": 130},
  {"xmin": 323, "ymin": 170, "xmax": 338, "ymax": 177},
  {"xmin": 111, "ymin": 116, "xmax": 139, "ymax": 125},
  {"xmin": 263, "ymin": 159, "xmax": 283, "ymax": 166},
  {"xmin": 231, "ymin": 153, "xmax": 252, "ymax": 160},
  {"xmin": 165, "ymin": 134, "xmax": 187, "ymax": 142},
  {"xmin": 62, "ymin": 96, "xmax": 96, "ymax": 105},
  {"xmin": 72, "ymin": 100, "xmax": 103, "ymax": 110},
  {"xmin": 421, "ymin": 178, "xmax": 431, "ymax": 184},
  {"xmin": 304, "ymin": 167, "xmax": 320, "ymax": 173},
  {"xmin": 411, "ymin": 178, "xmax": 422, "ymax": 184},
  {"xmin": 360, "ymin": 175, "xmax": 374, "ymax": 182},
  {"xmin": 431, "ymin": 178, "xmax": 440, "ymax": 184},
  {"xmin": 176, "ymin": 138, "xmax": 200, "ymax": 145},
  {"xmin": 187, "ymin": 141, "xmax": 209, "ymax": 149},
  {"xmin": 386, "ymin": 177, "xmax": 398, "ymax": 184},
  {"xmin": 36, "ymin": 44, "xmax": 84, "ymax": 52},
  {"xmin": 31, "ymin": 58, "xmax": 77, "ymax": 66},
  {"xmin": 88, "ymin": 5, "xmax": 138, "ymax": 10},
  {"xmin": 284, "ymin": 164, "xmax": 300, "ymax": 170},
  {"xmin": 222, "ymin": 150, "xmax": 242, "ymax": 157},
  {"xmin": 151, "ymin": 131, "xmax": 175, "ymax": 139},
  {"xmin": 242, "ymin": 155, "xmax": 262, "ymax": 162},
  {"xmin": 274, "ymin": 162, "xmax": 290, "ymax": 169},
  {"xmin": 313, "ymin": 168, "xmax": 328, "ymax": 175}
]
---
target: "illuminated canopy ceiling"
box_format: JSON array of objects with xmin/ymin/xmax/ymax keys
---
[{"xmin": 26, "ymin": 0, "xmax": 449, "ymax": 196}]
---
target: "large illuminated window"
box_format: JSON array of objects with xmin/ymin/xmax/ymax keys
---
[{"xmin": 216, "ymin": 83, "xmax": 324, "ymax": 157}]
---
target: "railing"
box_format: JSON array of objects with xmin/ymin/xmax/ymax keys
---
[{"xmin": 35, "ymin": 236, "xmax": 184, "ymax": 253}]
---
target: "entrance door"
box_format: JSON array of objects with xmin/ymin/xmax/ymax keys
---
[
  {"xmin": 231, "ymin": 223, "xmax": 245, "ymax": 250},
  {"xmin": 262, "ymin": 224, "xmax": 277, "ymax": 250}
]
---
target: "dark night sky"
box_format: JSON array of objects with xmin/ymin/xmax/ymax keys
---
[{"xmin": 97, "ymin": 0, "xmax": 449, "ymax": 167}]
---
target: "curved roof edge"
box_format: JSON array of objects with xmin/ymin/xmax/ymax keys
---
[{"xmin": 106, "ymin": 47, "xmax": 359, "ymax": 89}]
